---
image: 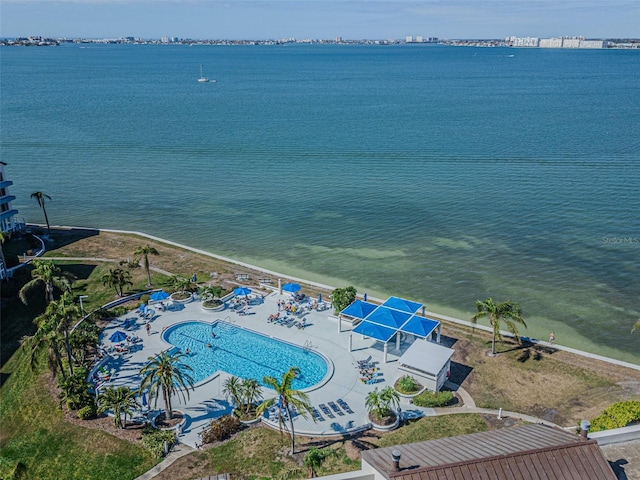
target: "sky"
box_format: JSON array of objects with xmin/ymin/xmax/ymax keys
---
[{"xmin": 1, "ymin": 0, "xmax": 638, "ymax": 40}]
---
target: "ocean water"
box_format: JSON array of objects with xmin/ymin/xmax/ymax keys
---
[{"xmin": 2, "ymin": 44, "xmax": 639, "ymax": 364}]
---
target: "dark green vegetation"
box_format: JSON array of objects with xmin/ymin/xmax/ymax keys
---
[
  {"xmin": 412, "ymin": 390, "xmax": 455, "ymax": 408},
  {"xmin": 330, "ymin": 286, "xmax": 357, "ymax": 314},
  {"xmin": 590, "ymin": 401, "xmax": 640, "ymax": 432}
]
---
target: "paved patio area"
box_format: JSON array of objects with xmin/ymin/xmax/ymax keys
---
[{"xmin": 95, "ymin": 290, "xmax": 422, "ymax": 448}]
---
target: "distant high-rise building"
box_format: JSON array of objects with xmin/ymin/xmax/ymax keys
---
[
  {"xmin": 416, "ymin": 36, "xmax": 423, "ymax": 43},
  {"xmin": 405, "ymin": 36, "xmax": 413, "ymax": 43}
]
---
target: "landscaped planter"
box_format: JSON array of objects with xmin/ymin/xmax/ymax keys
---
[
  {"xmin": 149, "ymin": 410, "xmax": 188, "ymax": 432},
  {"xmin": 370, "ymin": 412, "xmax": 400, "ymax": 432},
  {"xmin": 396, "ymin": 386, "xmax": 427, "ymax": 400},
  {"xmin": 201, "ymin": 300, "xmax": 225, "ymax": 312},
  {"xmin": 170, "ymin": 292, "xmax": 193, "ymax": 304}
]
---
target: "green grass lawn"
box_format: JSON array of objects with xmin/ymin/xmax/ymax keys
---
[{"xmin": 0, "ymin": 347, "xmax": 157, "ymax": 480}]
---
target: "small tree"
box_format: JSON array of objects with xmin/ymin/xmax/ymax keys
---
[
  {"xmin": 331, "ymin": 286, "xmax": 357, "ymax": 314},
  {"xmin": 19, "ymin": 259, "xmax": 73, "ymax": 305},
  {"xmin": 97, "ymin": 386, "xmax": 139, "ymax": 428},
  {"xmin": 305, "ymin": 447, "xmax": 336, "ymax": 478},
  {"xmin": 170, "ymin": 275, "xmax": 192, "ymax": 294},
  {"xmin": 101, "ymin": 267, "xmax": 133, "ymax": 296},
  {"xmin": 139, "ymin": 350, "xmax": 194, "ymax": 420},
  {"xmin": 366, "ymin": 386, "xmax": 400, "ymax": 423},
  {"xmin": 471, "ymin": 298, "xmax": 527, "ymax": 355},
  {"xmin": 256, "ymin": 367, "xmax": 315, "ymax": 455},
  {"xmin": 134, "ymin": 244, "xmax": 159, "ymax": 286}
]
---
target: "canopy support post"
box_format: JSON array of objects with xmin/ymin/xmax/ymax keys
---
[
  {"xmin": 383, "ymin": 342, "xmax": 388, "ymax": 363},
  {"xmin": 348, "ymin": 332, "xmax": 352, "ymax": 352},
  {"xmin": 436, "ymin": 324, "xmax": 441, "ymax": 343}
]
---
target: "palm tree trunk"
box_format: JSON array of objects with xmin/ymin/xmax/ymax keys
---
[
  {"xmin": 287, "ymin": 407, "xmax": 296, "ymax": 455},
  {"xmin": 42, "ymin": 204, "xmax": 51, "ymax": 232},
  {"xmin": 164, "ymin": 388, "xmax": 173, "ymax": 420},
  {"xmin": 46, "ymin": 281, "xmax": 55, "ymax": 303},
  {"xmin": 144, "ymin": 255, "xmax": 152, "ymax": 285},
  {"xmin": 64, "ymin": 330, "xmax": 74, "ymax": 376}
]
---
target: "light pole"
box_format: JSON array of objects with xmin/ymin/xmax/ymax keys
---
[{"xmin": 79, "ymin": 295, "xmax": 88, "ymax": 316}]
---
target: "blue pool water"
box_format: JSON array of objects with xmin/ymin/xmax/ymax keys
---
[{"xmin": 163, "ymin": 321, "xmax": 329, "ymax": 389}]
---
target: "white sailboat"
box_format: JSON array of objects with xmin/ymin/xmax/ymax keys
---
[{"xmin": 198, "ymin": 64, "xmax": 209, "ymax": 82}]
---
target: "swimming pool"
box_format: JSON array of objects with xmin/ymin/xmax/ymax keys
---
[{"xmin": 162, "ymin": 321, "xmax": 330, "ymax": 390}]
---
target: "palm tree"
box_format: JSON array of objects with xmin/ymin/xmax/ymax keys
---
[
  {"xmin": 19, "ymin": 259, "xmax": 72, "ymax": 304},
  {"xmin": 134, "ymin": 245, "xmax": 159, "ymax": 286},
  {"xmin": 139, "ymin": 350, "xmax": 194, "ymax": 420},
  {"xmin": 97, "ymin": 386, "xmax": 139, "ymax": 428},
  {"xmin": 471, "ymin": 298, "xmax": 527, "ymax": 355},
  {"xmin": 31, "ymin": 191, "xmax": 52, "ymax": 232},
  {"xmin": 365, "ymin": 386, "xmax": 400, "ymax": 423},
  {"xmin": 20, "ymin": 310, "xmax": 65, "ymax": 378},
  {"xmin": 304, "ymin": 447, "xmax": 336, "ymax": 478},
  {"xmin": 256, "ymin": 367, "xmax": 315, "ymax": 455},
  {"xmin": 222, "ymin": 376, "xmax": 243, "ymax": 410},
  {"xmin": 52, "ymin": 292, "xmax": 82, "ymax": 376},
  {"xmin": 101, "ymin": 267, "xmax": 133, "ymax": 296},
  {"xmin": 240, "ymin": 378, "xmax": 263, "ymax": 416}
]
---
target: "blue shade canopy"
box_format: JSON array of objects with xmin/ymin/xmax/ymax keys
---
[
  {"xmin": 282, "ymin": 283, "xmax": 301, "ymax": 293},
  {"xmin": 341, "ymin": 300, "xmax": 377, "ymax": 319},
  {"xmin": 234, "ymin": 287, "xmax": 252, "ymax": 296},
  {"xmin": 382, "ymin": 296, "xmax": 422, "ymax": 314},
  {"xmin": 352, "ymin": 321, "xmax": 397, "ymax": 343},
  {"xmin": 109, "ymin": 330, "xmax": 128, "ymax": 343},
  {"xmin": 401, "ymin": 316, "xmax": 440, "ymax": 339},
  {"xmin": 150, "ymin": 291, "xmax": 170, "ymax": 301},
  {"xmin": 367, "ymin": 308, "xmax": 411, "ymax": 329},
  {"xmin": 346, "ymin": 296, "xmax": 440, "ymax": 344}
]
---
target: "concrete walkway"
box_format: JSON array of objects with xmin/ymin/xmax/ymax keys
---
[{"xmin": 134, "ymin": 443, "xmax": 195, "ymax": 480}]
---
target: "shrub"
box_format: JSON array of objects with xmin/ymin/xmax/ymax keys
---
[
  {"xmin": 78, "ymin": 404, "xmax": 97, "ymax": 420},
  {"xmin": 139, "ymin": 294, "xmax": 150, "ymax": 304},
  {"xmin": 141, "ymin": 427, "xmax": 176, "ymax": 458},
  {"xmin": 109, "ymin": 306, "xmax": 128, "ymax": 317},
  {"xmin": 413, "ymin": 390, "xmax": 454, "ymax": 408},
  {"xmin": 396, "ymin": 375, "xmax": 421, "ymax": 394},
  {"xmin": 590, "ymin": 401, "xmax": 640, "ymax": 432},
  {"xmin": 201, "ymin": 415, "xmax": 241, "ymax": 444}
]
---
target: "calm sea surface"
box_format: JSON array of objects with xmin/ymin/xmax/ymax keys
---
[{"xmin": 2, "ymin": 44, "xmax": 639, "ymax": 363}]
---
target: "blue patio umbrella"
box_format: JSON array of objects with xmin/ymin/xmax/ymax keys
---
[
  {"xmin": 150, "ymin": 290, "xmax": 170, "ymax": 301},
  {"xmin": 141, "ymin": 391, "xmax": 148, "ymax": 408},
  {"xmin": 109, "ymin": 330, "xmax": 128, "ymax": 343},
  {"xmin": 318, "ymin": 293, "xmax": 322, "ymax": 303},
  {"xmin": 282, "ymin": 283, "xmax": 301, "ymax": 293},
  {"xmin": 233, "ymin": 287, "xmax": 252, "ymax": 296}
]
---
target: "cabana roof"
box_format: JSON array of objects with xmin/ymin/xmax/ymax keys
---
[
  {"xmin": 398, "ymin": 339, "xmax": 454, "ymax": 377},
  {"xmin": 348, "ymin": 296, "xmax": 440, "ymax": 343}
]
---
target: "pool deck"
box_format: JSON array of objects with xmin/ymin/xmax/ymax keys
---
[{"xmin": 97, "ymin": 291, "xmax": 417, "ymax": 448}]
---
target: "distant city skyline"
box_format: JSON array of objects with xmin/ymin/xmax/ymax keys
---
[{"xmin": 1, "ymin": 0, "xmax": 638, "ymax": 40}]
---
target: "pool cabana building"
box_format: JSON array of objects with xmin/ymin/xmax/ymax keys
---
[{"xmin": 341, "ymin": 296, "xmax": 443, "ymax": 362}]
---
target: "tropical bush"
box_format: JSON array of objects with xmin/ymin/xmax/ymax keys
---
[
  {"xmin": 77, "ymin": 404, "xmax": 97, "ymax": 420},
  {"xmin": 412, "ymin": 390, "xmax": 455, "ymax": 408},
  {"xmin": 141, "ymin": 427, "xmax": 177, "ymax": 458},
  {"xmin": 58, "ymin": 368, "xmax": 93, "ymax": 410},
  {"xmin": 395, "ymin": 375, "xmax": 421, "ymax": 394},
  {"xmin": 366, "ymin": 386, "xmax": 400, "ymax": 424},
  {"xmin": 201, "ymin": 415, "xmax": 241, "ymax": 443},
  {"xmin": 590, "ymin": 401, "xmax": 640, "ymax": 432},
  {"xmin": 331, "ymin": 286, "xmax": 357, "ymax": 314},
  {"xmin": 139, "ymin": 294, "xmax": 150, "ymax": 305}
]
